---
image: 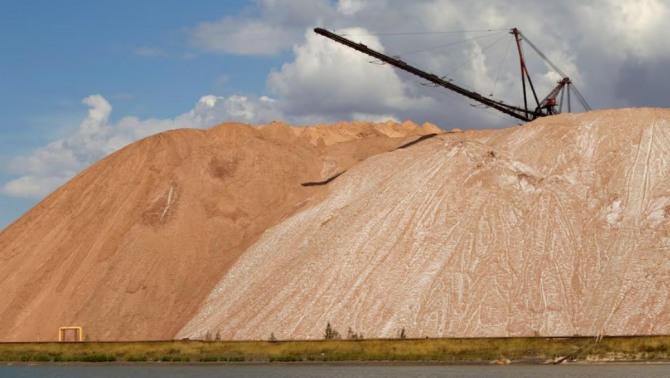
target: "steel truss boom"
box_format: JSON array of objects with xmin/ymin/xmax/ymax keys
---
[{"xmin": 314, "ymin": 27, "xmax": 589, "ymax": 123}]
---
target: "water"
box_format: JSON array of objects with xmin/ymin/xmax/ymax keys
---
[{"xmin": 1, "ymin": 364, "xmax": 668, "ymax": 378}]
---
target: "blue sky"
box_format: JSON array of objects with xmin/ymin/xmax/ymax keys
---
[{"xmin": 2, "ymin": 0, "xmax": 669, "ymax": 230}]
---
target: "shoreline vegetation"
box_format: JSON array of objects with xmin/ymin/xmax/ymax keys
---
[{"xmin": 1, "ymin": 336, "xmax": 669, "ymax": 364}]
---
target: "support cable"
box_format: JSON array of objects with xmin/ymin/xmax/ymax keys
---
[
  {"xmin": 340, "ymin": 28, "xmax": 508, "ymax": 37},
  {"xmin": 517, "ymin": 31, "xmax": 568, "ymax": 78},
  {"xmin": 371, "ymin": 31, "xmax": 507, "ymax": 64},
  {"xmin": 489, "ymin": 35, "xmax": 513, "ymax": 96},
  {"xmin": 571, "ymin": 85, "xmax": 592, "ymax": 111}
]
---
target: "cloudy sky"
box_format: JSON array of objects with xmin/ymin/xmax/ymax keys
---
[{"xmin": 1, "ymin": 0, "xmax": 669, "ymax": 230}]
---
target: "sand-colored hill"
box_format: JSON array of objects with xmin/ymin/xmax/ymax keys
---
[
  {"xmin": 0, "ymin": 120, "xmax": 435, "ymax": 341},
  {"xmin": 2, "ymin": 109, "xmax": 669, "ymax": 342},
  {"xmin": 178, "ymin": 108, "xmax": 670, "ymax": 340}
]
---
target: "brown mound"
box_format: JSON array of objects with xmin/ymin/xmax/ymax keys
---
[
  {"xmin": 178, "ymin": 108, "xmax": 670, "ymax": 340},
  {"xmin": 0, "ymin": 120, "xmax": 435, "ymax": 341}
]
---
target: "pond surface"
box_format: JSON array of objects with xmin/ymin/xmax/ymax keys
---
[{"xmin": 2, "ymin": 363, "xmax": 668, "ymax": 377}]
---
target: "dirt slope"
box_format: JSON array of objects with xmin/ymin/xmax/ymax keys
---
[
  {"xmin": 0, "ymin": 120, "xmax": 435, "ymax": 341},
  {"xmin": 179, "ymin": 108, "xmax": 670, "ymax": 340}
]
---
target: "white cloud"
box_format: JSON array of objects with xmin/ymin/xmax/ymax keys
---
[
  {"xmin": 189, "ymin": 0, "xmax": 335, "ymax": 56},
  {"xmin": 2, "ymin": 175, "xmax": 68, "ymax": 199},
  {"xmin": 575, "ymin": 0, "xmax": 670, "ymax": 60},
  {"xmin": 183, "ymin": 0, "xmax": 670, "ymax": 113},
  {"xmin": 257, "ymin": 0, "xmax": 334, "ymax": 26},
  {"xmin": 351, "ymin": 112, "xmax": 399, "ymax": 123},
  {"xmin": 191, "ymin": 17, "xmax": 295, "ymax": 56},
  {"xmin": 336, "ymin": 0, "xmax": 365, "ymax": 16},
  {"xmin": 267, "ymin": 28, "xmax": 437, "ymax": 120},
  {"xmin": 2, "ymin": 94, "xmax": 285, "ymax": 199},
  {"xmin": 79, "ymin": 95, "xmax": 112, "ymax": 135}
]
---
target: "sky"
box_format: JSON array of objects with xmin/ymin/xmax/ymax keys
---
[{"xmin": 1, "ymin": 0, "xmax": 669, "ymax": 230}]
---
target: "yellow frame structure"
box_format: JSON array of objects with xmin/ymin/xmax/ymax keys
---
[{"xmin": 58, "ymin": 326, "xmax": 83, "ymax": 342}]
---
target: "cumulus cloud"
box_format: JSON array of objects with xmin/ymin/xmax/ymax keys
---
[
  {"xmin": 267, "ymin": 28, "xmax": 438, "ymax": 120},
  {"xmin": 6, "ymin": 95, "xmax": 114, "ymax": 184},
  {"xmin": 336, "ymin": 0, "xmax": 365, "ymax": 16},
  {"xmin": 574, "ymin": 0, "xmax": 670, "ymax": 61},
  {"xmin": 2, "ymin": 176, "xmax": 68, "ymax": 199},
  {"xmin": 211, "ymin": 0, "xmax": 670, "ymax": 122},
  {"xmin": 191, "ymin": 17, "xmax": 296, "ymax": 56},
  {"xmin": 2, "ymin": 94, "xmax": 285, "ymax": 198},
  {"xmin": 185, "ymin": 0, "xmax": 670, "ymax": 117},
  {"xmin": 190, "ymin": 0, "xmax": 334, "ymax": 56},
  {"xmin": 187, "ymin": 0, "xmax": 616, "ymax": 127}
]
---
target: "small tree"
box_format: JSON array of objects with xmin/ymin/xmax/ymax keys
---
[
  {"xmin": 400, "ymin": 327, "xmax": 406, "ymax": 339},
  {"xmin": 324, "ymin": 322, "xmax": 334, "ymax": 339},
  {"xmin": 269, "ymin": 332, "xmax": 278, "ymax": 343},
  {"xmin": 215, "ymin": 331, "xmax": 221, "ymax": 342},
  {"xmin": 324, "ymin": 322, "xmax": 341, "ymax": 340}
]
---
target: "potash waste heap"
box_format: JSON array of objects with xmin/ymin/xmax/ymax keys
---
[{"xmin": 1, "ymin": 28, "xmax": 668, "ymax": 342}]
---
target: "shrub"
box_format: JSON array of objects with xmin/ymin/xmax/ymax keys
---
[
  {"xmin": 347, "ymin": 327, "xmax": 362, "ymax": 340},
  {"xmin": 81, "ymin": 354, "xmax": 115, "ymax": 362},
  {"xmin": 270, "ymin": 353, "xmax": 302, "ymax": 362},
  {"xmin": 125, "ymin": 354, "xmax": 147, "ymax": 362},
  {"xmin": 33, "ymin": 354, "xmax": 50, "ymax": 362}
]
